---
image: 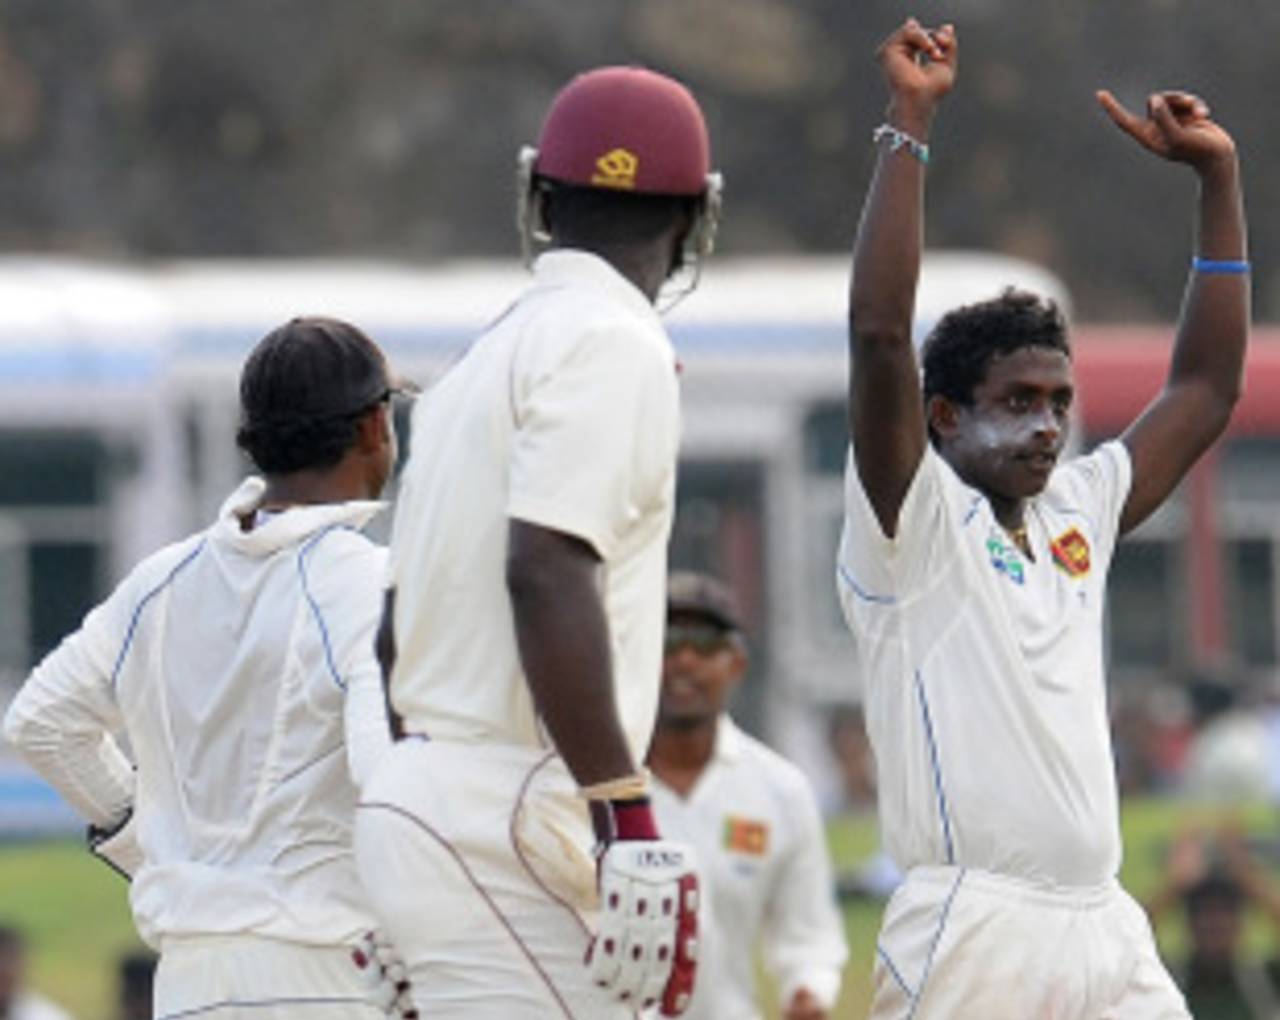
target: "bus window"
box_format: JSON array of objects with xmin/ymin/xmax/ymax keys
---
[
  {"xmin": 1219, "ymin": 440, "xmax": 1280, "ymax": 670},
  {"xmin": 671, "ymin": 458, "xmax": 768, "ymax": 734},
  {"xmin": 1228, "ymin": 537, "xmax": 1276, "ymax": 667},
  {"xmin": 29, "ymin": 542, "xmax": 100, "ymax": 664},
  {"xmin": 1108, "ymin": 539, "xmax": 1179, "ymax": 673},
  {"xmin": 0, "ymin": 520, "xmax": 26, "ymax": 683},
  {"xmin": 803, "ymin": 402, "xmax": 847, "ymax": 477},
  {"xmin": 0, "ymin": 430, "xmax": 114, "ymax": 669}
]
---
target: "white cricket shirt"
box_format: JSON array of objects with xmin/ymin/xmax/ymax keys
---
[
  {"xmin": 652, "ymin": 718, "xmax": 848, "ymax": 1019},
  {"xmin": 3, "ymin": 477, "xmax": 391, "ymax": 948},
  {"xmin": 838, "ymin": 440, "xmax": 1132, "ymax": 887},
  {"xmin": 386, "ymin": 250, "xmax": 680, "ymax": 762}
]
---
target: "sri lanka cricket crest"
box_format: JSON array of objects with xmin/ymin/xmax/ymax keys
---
[{"xmin": 1050, "ymin": 527, "xmax": 1091, "ymax": 578}]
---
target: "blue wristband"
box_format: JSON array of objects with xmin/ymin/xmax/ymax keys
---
[{"xmin": 1192, "ymin": 257, "xmax": 1250, "ymax": 275}]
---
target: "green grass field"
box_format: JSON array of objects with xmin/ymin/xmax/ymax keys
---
[{"xmin": 2, "ymin": 799, "xmax": 1276, "ymax": 1019}]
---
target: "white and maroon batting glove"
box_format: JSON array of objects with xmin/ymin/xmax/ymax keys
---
[
  {"xmin": 352, "ymin": 931, "xmax": 417, "ymax": 1019},
  {"xmin": 586, "ymin": 798, "xmax": 700, "ymax": 1016}
]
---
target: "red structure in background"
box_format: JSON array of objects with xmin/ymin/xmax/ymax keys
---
[{"xmin": 1073, "ymin": 326, "xmax": 1280, "ymax": 670}]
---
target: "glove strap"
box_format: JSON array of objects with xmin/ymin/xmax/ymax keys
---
[
  {"xmin": 577, "ymin": 770, "xmax": 651, "ymax": 802},
  {"xmin": 590, "ymin": 796, "xmax": 661, "ymax": 845}
]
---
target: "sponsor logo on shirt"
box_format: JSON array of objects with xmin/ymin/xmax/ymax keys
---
[
  {"xmin": 723, "ymin": 816, "xmax": 769, "ymax": 856},
  {"xmin": 591, "ymin": 148, "xmax": 639, "ymax": 189},
  {"xmin": 985, "ymin": 534, "xmax": 1025, "ymax": 586},
  {"xmin": 1050, "ymin": 527, "xmax": 1091, "ymax": 578}
]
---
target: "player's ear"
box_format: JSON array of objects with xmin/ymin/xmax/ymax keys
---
[
  {"xmin": 927, "ymin": 395, "xmax": 960, "ymax": 440},
  {"xmin": 355, "ymin": 403, "xmax": 391, "ymax": 454},
  {"xmin": 726, "ymin": 635, "xmax": 749, "ymax": 683}
]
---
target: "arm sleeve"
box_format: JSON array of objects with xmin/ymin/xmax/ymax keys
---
[
  {"xmin": 305, "ymin": 537, "xmax": 393, "ymax": 790},
  {"xmin": 762, "ymin": 779, "xmax": 850, "ymax": 1010},
  {"xmin": 837, "ymin": 442, "xmax": 966, "ymax": 631},
  {"xmin": 2, "ymin": 587, "xmax": 136, "ymax": 826},
  {"xmin": 1053, "ymin": 440, "xmax": 1133, "ymax": 566},
  {"xmin": 507, "ymin": 320, "xmax": 679, "ymax": 560}
]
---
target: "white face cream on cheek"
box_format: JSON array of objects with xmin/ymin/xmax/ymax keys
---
[{"xmin": 964, "ymin": 415, "xmax": 1036, "ymax": 464}]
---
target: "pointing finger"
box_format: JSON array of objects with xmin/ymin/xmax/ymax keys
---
[{"xmin": 1096, "ymin": 89, "xmax": 1143, "ymax": 134}]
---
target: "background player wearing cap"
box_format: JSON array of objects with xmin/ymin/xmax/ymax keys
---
[
  {"xmin": 839, "ymin": 18, "xmax": 1247, "ymax": 1020},
  {"xmin": 354, "ymin": 66, "xmax": 721, "ymax": 1017},
  {"xmin": 4, "ymin": 317, "xmax": 404, "ymax": 1019},
  {"xmin": 648, "ymin": 572, "xmax": 848, "ymax": 1020}
]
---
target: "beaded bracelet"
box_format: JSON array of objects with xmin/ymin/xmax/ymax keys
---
[{"xmin": 872, "ymin": 123, "xmax": 930, "ymax": 165}]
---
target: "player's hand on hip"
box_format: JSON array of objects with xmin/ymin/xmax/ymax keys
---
[
  {"xmin": 586, "ymin": 798, "xmax": 700, "ymax": 1016},
  {"xmin": 352, "ymin": 931, "xmax": 417, "ymax": 1019},
  {"xmin": 87, "ymin": 808, "xmax": 144, "ymax": 881},
  {"xmin": 877, "ymin": 19, "xmax": 957, "ymax": 118},
  {"xmin": 1097, "ymin": 89, "xmax": 1237, "ymax": 175}
]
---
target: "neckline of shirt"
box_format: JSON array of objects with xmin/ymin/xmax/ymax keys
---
[{"xmin": 533, "ymin": 249, "xmax": 663, "ymax": 329}]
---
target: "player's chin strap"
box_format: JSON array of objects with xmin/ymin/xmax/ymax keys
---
[
  {"xmin": 657, "ymin": 171, "xmax": 723, "ymax": 315},
  {"xmin": 516, "ymin": 146, "xmax": 546, "ymax": 272}
]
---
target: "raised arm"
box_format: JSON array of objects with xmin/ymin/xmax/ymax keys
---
[
  {"xmin": 1095, "ymin": 90, "xmax": 1248, "ymax": 535},
  {"xmin": 849, "ymin": 19, "xmax": 956, "ymax": 537}
]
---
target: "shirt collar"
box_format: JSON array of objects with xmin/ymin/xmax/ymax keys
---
[
  {"xmin": 213, "ymin": 476, "xmax": 386, "ymax": 554},
  {"xmin": 714, "ymin": 714, "xmax": 746, "ymax": 764},
  {"xmin": 532, "ymin": 249, "xmax": 663, "ymax": 331}
]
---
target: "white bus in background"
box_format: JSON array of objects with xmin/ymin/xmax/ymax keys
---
[{"xmin": 0, "ymin": 253, "xmax": 1070, "ymax": 818}]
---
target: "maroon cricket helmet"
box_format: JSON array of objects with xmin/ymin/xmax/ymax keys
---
[{"xmin": 533, "ymin": 66, "xmax": 711, "ymax": 197}]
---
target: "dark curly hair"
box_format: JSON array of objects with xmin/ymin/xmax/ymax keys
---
[
  {"xmin": 921, "ymin": 289, "xmax": 1071, "ymax": 410},
  {"xmin": 236, "ymin": 317, "xmax": 389, "ymax": 475}
]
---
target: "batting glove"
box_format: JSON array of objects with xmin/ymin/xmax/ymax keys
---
[
  {"xmin": 352, "ymin": 931, "xmax": 417, "ymax": 1019},
  {"xmin": 586, "ymin": 797, "xmax": 700, "ymax": 1017}
]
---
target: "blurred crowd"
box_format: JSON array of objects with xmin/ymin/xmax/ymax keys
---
[
  {"xmin": 0, "ymin": 928, "xmax": 152, "ymax": 1020},
  {"xmin": 1113, "ymin": 675, "xmax": 1280, "ymax": 802}
]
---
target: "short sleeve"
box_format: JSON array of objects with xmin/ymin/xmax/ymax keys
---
[
  {"xmin": 837, "ymin": 442, "xmax": 969, "ymax": 626},
  {"xmin": 507, "ymin": 321, "xmax": 678, "ymax": 560},
  {"xmin": 1048, "ymin": 440, "xmax": 1133, "ymax": 566}
]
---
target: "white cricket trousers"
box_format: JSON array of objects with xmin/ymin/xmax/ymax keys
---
[
  {"xmin": 153, "ymin": 934, "xmax": 382, "ymax": 1019},
  {"xmin": 870, "ymin": 865, "xmax": 1190, "ymax": 1020},
  {"xmin": 355, "ymin": 737, "xmax": 640, "ymax": 1019}
]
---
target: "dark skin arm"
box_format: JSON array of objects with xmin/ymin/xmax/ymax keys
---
[
  {"xmin": 506, "ymin": 520, "xmax": 636, "ymax": 785},
  {"xmin": 848, "ymin": 19, "xmax": 957, "ymax": 537},
  {"xmin": 1096, "ymin": 90, "xmax": 1248, "ymax": 535}
]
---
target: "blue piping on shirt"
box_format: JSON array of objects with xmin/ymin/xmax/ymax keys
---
[
  {"xmin": 838, "ymin": 563, "xmax": 896, "ymax": 606},
  {"xmin": 297, "ymin": 525, "xmax": 360, "ymax": 690},
  {"xmin": 110, "ymin": 539, "xmax": 207, "ymax": 692},
  {"xmin": 914, "ymin": 669, "xmax": 955, "ymax": 866}
]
